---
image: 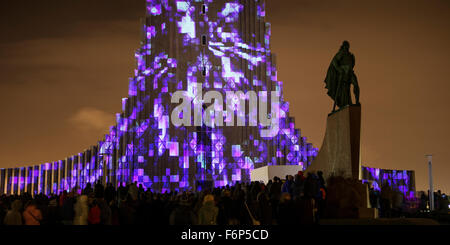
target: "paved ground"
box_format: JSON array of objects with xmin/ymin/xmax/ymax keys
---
[{"xmin": 319, "ymin": 218, "xmax": 441, "ymax": 225}]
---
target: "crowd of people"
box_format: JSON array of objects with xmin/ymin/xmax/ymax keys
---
[
  {"xmin": 418, "ymin": 190, "xmax": 449, "ymax": 213},
  {"xmin": 0, "ymin": 170, "xmax": 446, "ymax": 225},
  {"xmin": 0, "ymin": 171, "xmax": 328, "ymax": 225},
  {"xmin": 367, "ymin": 184, "xmax": 449, "ymax": 218}
]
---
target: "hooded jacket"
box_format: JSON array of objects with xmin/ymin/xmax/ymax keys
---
[
  {"xmin": 73, "ymin": 195, "xmax": 89, "ymax": 225},
  {"xmin": 3, "ymin": 200, "xmax": 22, "ymax": 225},
  {"xmin": 198, "ymin": 201, "xmax": 219, "ymax": 225}
]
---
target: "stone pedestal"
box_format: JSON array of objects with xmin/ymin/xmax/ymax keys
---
[
  {"xmin": 306, "ymin": 105, "xmax": 361, "ymax": 180},
  {"xmin": 306, "ymin": 105, "xmax": 378, "ymax": 218}
]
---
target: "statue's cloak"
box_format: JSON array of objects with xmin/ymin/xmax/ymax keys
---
[
  {"xmin": 324, "ymin": 54, "xmax": 340, "ymax": 102},
  {"xmin": 324, "ymin": 51, "xmax": 356, "ymax": 109}
]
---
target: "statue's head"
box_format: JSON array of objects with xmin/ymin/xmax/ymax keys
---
[{"xmin": 341, "ymin": 40, "xmax": 350, "ymax": 51}]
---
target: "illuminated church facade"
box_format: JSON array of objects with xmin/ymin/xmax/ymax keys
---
[
  {"xmin": 1, "ymin": 0, "xmax": 318, "ymax": 194},
  {"xmin": 0, "ymin": 0, "xmax": 415, "ymax": 199}
]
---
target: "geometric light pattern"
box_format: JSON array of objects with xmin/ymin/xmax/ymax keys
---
[
  {"xmin": 361, "ymin": 166, "xmax": 416, "ymax": 199},
  {"xmin": 0, "ymin": 0, "xmax": 318, "ymax": 195},
  {"xmin": 0, "ymin": 1, "xmax": 416, "ymax": 198}
]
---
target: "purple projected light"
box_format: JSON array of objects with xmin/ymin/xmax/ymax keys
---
[
  {"xmin": 0, "ymin": 0, "xmax": 323, "ymax": 195},
  {"xmin": 362, "ymin": 166, "xmax": 416, "ymax": 199}
]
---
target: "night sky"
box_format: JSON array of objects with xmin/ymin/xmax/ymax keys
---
[{"xmin": 0, "ymin": 0, "xmax": 449, "ymax": 193}]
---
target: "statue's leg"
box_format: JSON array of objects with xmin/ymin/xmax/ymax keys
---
[
  {"xmin": 340, "ymin": 82, "xmax": 350, "ymax": 107},
  {"xmin": 347, "ymin": 82, "xmax": 352, "ymax": 105},
  {"xmin": 352, "ymin": 76, "xmax": 360, "ymax": 105}
]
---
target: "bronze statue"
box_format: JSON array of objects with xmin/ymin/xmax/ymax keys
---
[{"xmin": 324, "ymin": 41, "xmax": 360, "ymax": 113}]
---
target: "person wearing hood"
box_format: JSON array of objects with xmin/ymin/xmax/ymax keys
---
[
  {"xmin": 128, "ymin": 182, "xmax": 139, "ymax": 201},
  {"xmin": 73, "ymin": 195, "xmax": 89, "ymax": 225},
  {"xmin": 198, "ymin": 194, "xmax": 219, "ymax": 225},
  {"xmin": 281, "ymin": 175, "xmax": 294, "ymax": 194},
  {"xmin": 169, "ymin": 196, "xmax": 197, "ymax": 225},
  {"xmin": 3, "ymin": 199, "xmax": 23, "ymax": 225}
]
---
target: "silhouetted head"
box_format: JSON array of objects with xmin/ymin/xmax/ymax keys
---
[
  {"xmin": 280, "ymin": 193, "xmax": 291, "ymax": 203},
  {"xmin": 341, "ymin": 40, "xmax": 350, "ymax": 51},
  {"xmin": 203, "ymin": 194, "xmax": 215, "ymax": 205}
]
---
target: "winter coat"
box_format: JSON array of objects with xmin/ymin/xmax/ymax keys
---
[
  {"xmin": 256, "ymin": 192, "xmax": 272, "ymax": 224},
  {"xmin": 61, "ymin": 197, "xmax": 75, "ymax": 221},
  {"xmin": 198, "ymin": 201, "xmax": 219, "ymax": 225},
  {"xmin": 98, "ymin": 200, "xmax": 112, "ymax": 225},
  {"xmin": 88, "ymin": 205, "xmax": 101, "ymax": 225},
  {"xmin": 94, "ymin": 183, "xmax": 104, "ymax": 198},
  {"xmin": 269, "ymin": 182, "xmax": 282, "ymax": 200},
  {"xmin": 104, "ymin": 186, "xmax": 115, "ymax": 203},
  {"xmin": 169, "ymin": 205, "xmax": 197, "ymax": 225},
  {"xmin": 277, "ymin": 201, "xmax": 295, "ymax": 225},
  {"xmin": 3, "ymin": 200, "xmax": 22, "ymax": 225},
  {"xmin": 291, "ymin": 178, "xmax": 305, "ymax": 198},
  {"xmin": 73, "ymin": 195, "xmax": 89, "ymax": 225},
  {"xmin": 59, "ymin": 193, "xmax": 67, "ymax": 207},
  {"xmin": 128, "ymin": 184, "xmax": 139, "ymax": 201},
  {"xmin": 23, "ymin": 204, "xmax": 42, "ymax": 225},
  {"xmin": 281, "ymin": 180, "xmax": 293, "ymax": 194}
]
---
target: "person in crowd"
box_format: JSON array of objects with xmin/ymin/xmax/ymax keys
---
[
  {"xmin": 304, "ymin": 173, "xmax": 319, "ymax": 199},
  {"xmin": 380, "ymin": 184, "xmax": 393, "ymax": 218},
  {"xmin": 281, "ymin": 175, "xmax": 294, "ymax": 194},
  {"xmin": 82, "ymin": 183, "xmax": 93, "ymax": 196},
  {"xmin": 198, "ymin": 194, "xmax": 219, "ymax": 225},
  {"xmin": 169, "ymin": 196, "xmax": 197, "ymax": 225},
  {"xmin": 88, "ymin": 199, "xmax": 101, "ymax": 225},
  {"xmin": 256, "ymin": 187, "xmax": 272, "ymax": 225},
  {"xmin": 434, "ymin": 191, "xmax": 441, "ymax": 211},
  {"xmin": 317, "ymin": 171, "xmax": 325, "ymax": 189},
  {"xmin": 3, "ymin": 199, "xmax": 22, "ymax": 225},
  {"xmin": 441, "ymin": 194, "xmax": 449, "ymax": 213},
  {"xmin": 118, "ymin": 183, "xmax": 128, "ymax": 204},
  {"xmin": 104, "ymin": 183, "xmax": 115, "ymax": 205},
  {"xmin": 61, "ymin": 191, "xmax": 75, "ymax": 225},
  {"xmin": 23, "ymin": 201, "xmax": 43, "ymax": 225},
  {"xmin": 73, "ymin": 195, "xmax": 89, "ymax": 225},
  {"xmin": 47, "ymin": 195, "xmax": 58, "ymax": 224},
  {"xmin": 419, "ymin": 192, "xmax": 428, "ymax": 211},
  {"xmin": 0, "ymin": 198, "xmax": 7, "ymax": 225},
  {"xmin": 269, "ymin": 177, "xmax": 282, "ymax": 221},
  {"xmin": 266, "ymin": 180, "xmax": 273, "ymax": 195},
  {"xmin": 2, "ymin": 169, "xmax": 436, "ymax": 226},
  {"xmin": 59, "ymin": 191, "xmax": 68, "ymax": 207},
  {"xmin": 277, "ymin": 192, "xmax": 294, "ymax": 225},
  {"xmin": 138, "ymin": 184, "xmax": 145, "ymax": 201},
  {"xmin": 128, "ymin": 182, "xmax": 139, "ymax": 201},
  {"xmin": 119, "ymin": 195, "xmax": 136, "ymax": 225},
  {"xmin": 94, "ymin": 181, "xmax": 104, "ymax": 199},
  {"xmin": 291, "ymin": 174, "xmax": 305, "ymax": 200},
  {"xmin": 217, "ymin": 189, "xmax": 233, "ymax": 225},
  {"xmin": 392, "ymin": 190, "xmax": 404, "ymax": 217},
  {"xmin": 98, "ymin": 198, "xmax": 112, "ymax": 225}
]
